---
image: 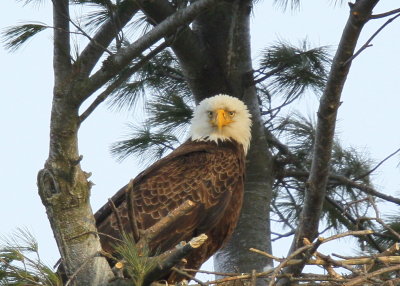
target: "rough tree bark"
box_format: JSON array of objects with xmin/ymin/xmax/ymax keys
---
[
  {"xmin": 277, "ymin": 1, "xmax": 379, "ymax": 284},
  {"xmin": 37, "ymin": 0, "xmax": 113, "ymax": 285}
]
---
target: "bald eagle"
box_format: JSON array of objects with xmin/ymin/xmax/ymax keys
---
[{"xmin": 95, "ymin": 94, "xmax": 252, "ymax": 282}]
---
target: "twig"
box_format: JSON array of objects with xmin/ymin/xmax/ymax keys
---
[
  {"xmin": 354, "ymin": 147, "xmax": 400, "ymax": 181},
  {"xmin": 370, "ymin": 8, "xmax": 400, "ymax": 19},
  {"xmin": 249, "ymin": 248, "xmax": 283, "ymax": 262},
  {"xmin": 65, "ymin": 252, "xmax": 100, "ymax": 286},
  {"xmin": 284, "ymin": 169, "xmax": 400, "ymax": 206},
  {"xmin": 360, "ymin": 216, "xmax": 400, "ymax": 241},
  {"xmin": 49, "ymin": 0, "xmax": 112, "ymax": 56},
  {"xmin": 251, "ymin": 269, "xmax": 257, "ymax": 286},
  {"xmin": 344, "ymin": 264, "xmax": 400, "ymax": 286},
  {"xmin": 126, "ymin": 180, "xmax": 141, "ymax": 242},
  {"xmin": 183, "ymin": 268, "xmax": 239, "ymax": 277},
  {"xmin": 108, "ymin": 198, "xmax": 124, "ymax": 234},
  {"xmin": 97, "ymin": 231, "xmax": 123, "ymax": 243},
  {"xmin": 321, "ymin": 229, "xmax": 374, "ymax": 244},
  {"xmin": 268, "ymin": 244, "xmax": 314, "ymax": 286},
  {"xmin": 381, "ymin": 243, "xmax": 400, "ymax": 256},
  {"xmin": 171, "ymin": 267, "xmax": 208, "ymax": 286},
  {"xmin": 271, "ymin": 230, "xmax": 296, "ymax": 242},
  {"xmin": 305, "ymin": 242, "xmax": 361, "ymax": 276},
  {"xmin": 343, "ymin": 12, "xmax": 400, "ymax": 66},
  {"xmin": 193, "ymin": 269, "xmax": 275, "ymax": 286}
]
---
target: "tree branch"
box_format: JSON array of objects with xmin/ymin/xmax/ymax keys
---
[
  {"xmin": 283, "ymin": 169, "xmax": 400, "ymax": 206},
  {"xmin": 52, "ymin": 0, "xmax": 71, "ymax": 84},
  {"xmin": 76, "ymin": 0, "xmax": 140, "ymax": 77},
  {"xmin": 370, "ymin": 7, "xmax": 400, "ymax": 19},
  {"xmin": 136, "ymin": 200, "xmax": 197, "ymax": 250},
  {"xmin": 278, "ymin": 2, "xmax": 380, "ymax": 282},
  {"xmin": 343, "ymin": 11, "xmax": 400, "ymax": 66},
  {"xmin": 80, "ymin": 0, "xmax": 217, "ymax": 103},
  {"xmin": 79, "ymin": 41, "xmax": 168, "ymax": 122},
  {"xmin": 354, "ymin": 147, "xmax": 400, "ymax": 181},
  {"xmin": 135, "ymin": 0, "xmax": 231, "ymax": 103},
  {"xmin": 141, "ymin": 234, "xmax": 208, "ymax": 285}
]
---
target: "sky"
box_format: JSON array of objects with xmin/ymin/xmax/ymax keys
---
[{"xmin": 1, "ymin": 0, "xmax": 400, "ymax": 281}]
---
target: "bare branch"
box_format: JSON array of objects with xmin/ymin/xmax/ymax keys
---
[
  {"xmin": 344, "ymin": 264, "xmax": 400, "ymax": 286},
  {"xmin": 283, "ymin": 169, "xmax": 400, "ymax": 206},
  {"xmin": 136, "ymin": 200, "xmax": 196, "ymax": 250},
  {"xmin": 108, "ymin": 199, "xmax": 124, "ymax": 234},
  {"xmin": 142, "ymin": 234, "xmax": 208, "ymax": 284},
  {"xmin": 343, "ymin": 12, "xmax": 400, "ymax": 66},
  {"xmin": 370, "ymin": 7, "xmax": 400, "ymax": 19},
  {"xmin": 125, "ymin": 181, "xmax": 141, "ymax": 243},
  {"xmin": 171, "ymin": 266, "xmax": 208, "ymax": 286},
  {"xmin": 354, "ymin": 147, "xmax": 400, "ymax": 181}
]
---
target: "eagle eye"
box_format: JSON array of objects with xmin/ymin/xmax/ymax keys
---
[
  {"xmin": 207, "ymin": 111, "xmax": 213, "ymax": 118},
  {"xmin": 228, "ymin": 111, "xmax": 236, "ymax": 117}
]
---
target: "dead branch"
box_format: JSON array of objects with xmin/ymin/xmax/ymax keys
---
[
  {"xmin": 142, "ymin": 234, "xmax": 208, "ymax": 285},
  {"xmin": 171, "ymin": 266, "xmax": 207, "ymax": 286},
  {"xmin": 108, "ymin": 198, "xmax": 124, "ymax": 234},
  {"xmin": 344, "ymin": 264, "xmax": 400, "ymax": 286},
  {"xmin": 136, "ymin": 200, "xmax": 196, "ymax": 250},
  {"xmin": 126, "ymin": 180, "xmax": 141, "ymax": 242},
  {"xmin": 268, "ymin": 244, "xmax": 315, "ymax": 286}
]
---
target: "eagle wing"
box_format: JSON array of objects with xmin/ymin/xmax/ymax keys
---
[{"xmin": 95, "ymin": 139, "xmax": 245, "ymax": 255}]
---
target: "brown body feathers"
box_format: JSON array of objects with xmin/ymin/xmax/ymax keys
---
[{"xmin": 95, "ymin": 139, "xmax": 245, "ymax": 281}]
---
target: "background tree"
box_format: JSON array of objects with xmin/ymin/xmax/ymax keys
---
[{"xmin": 2, "ymin": 0, "xmax": 400, "ymax": 285}]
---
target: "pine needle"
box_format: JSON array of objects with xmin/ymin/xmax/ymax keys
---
[{"xmin": 2, "ymin": 22, "xmax": 48, "ymax": 52}]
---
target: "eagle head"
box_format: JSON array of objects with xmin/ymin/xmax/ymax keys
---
[{"xmin": 189, "ymin": 94, "xmax": 252, "ymax": 154}]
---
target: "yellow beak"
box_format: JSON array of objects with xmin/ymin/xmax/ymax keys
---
[{"xmin": 214, "ymin": 109, "xmax": 232, "ymax": 131}]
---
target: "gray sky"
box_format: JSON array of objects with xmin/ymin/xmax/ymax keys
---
[{"xmin": 1, "ymin": 0, "xmax": 400, "ymax": 277}]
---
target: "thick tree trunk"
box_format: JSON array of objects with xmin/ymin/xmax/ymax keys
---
[
  {"xmin": 214, "ymin": 89, "xmax": 274, "ymax": 279},
  {"xmin": 37, "ymin": 0, "xmax": 113, "ymax": 285},
  {"xmin": 189, "ymin": 0, "xmax": 274, "ymax": 282},
  {"xmin": 37, "ymin": 104, "xmax": 113, "ymax": 285},
  {"xmin": 37, "ymin": 88, "xmax": 113, "ymax": 286}
]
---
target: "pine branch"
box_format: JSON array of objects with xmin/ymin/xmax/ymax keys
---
[
  {"xmin": 110, "ymin": 124, "xmax": 179, "ymax": 163},
  {"xmin": 135, "ymin": 0, "xmax": 226, "ymax": 103},
  {"xmin": 2, "ymin": 22, "xmax": 48, "ymax": 51},
  {"xmin": 81, "ymin": 0, "xmax": 217, "ymax": 103},
  {"xmin": 256, "ymin": 40, "xmax": 331, "ymax": 99},
  {"xmin": 353, "ymin": 147, "xmax": 400, "ymax": 181},
  {"xmin": 76, "ymin": 0, "xmax": 140, "ymax": 77},
  {"xmin": 79, "ymin": 41, "xmax": 168, "ymax": 122}
]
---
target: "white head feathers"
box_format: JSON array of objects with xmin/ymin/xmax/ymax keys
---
[{"xmin": 189, "ymin": 94, "xmax": 252, "ymax": 154}]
